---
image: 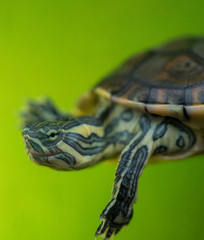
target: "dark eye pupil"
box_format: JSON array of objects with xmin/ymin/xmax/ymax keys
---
[{"xmin": 50, "ymin": 132, "xmax": 56, "ymax": 138}]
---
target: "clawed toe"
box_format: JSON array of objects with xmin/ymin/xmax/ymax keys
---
[
  {"xmin": 95, "ymin": 219, "xmax": 122, "ymax": 239},
  {"xmin": 95, "ymin": 200, "xmax": 133, "ymax": 239}
]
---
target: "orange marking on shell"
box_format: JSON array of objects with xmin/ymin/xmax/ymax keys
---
[
  {"xmin": 123, "ymin": 83, "xmax": 141, "ymax": 99},
  {"xmin": 157, "ymin": 89, "xmax": 167, "ymax": 103},
  {"xmin": 152, "ymin": 71, "xmax": 169, "ymax": 83},
  {"xmin": 191, "ymin": 85, "xmax": 203, "ymax": 104}
]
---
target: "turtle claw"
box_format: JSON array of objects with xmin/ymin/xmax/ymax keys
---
[
  {"xmin": 95, "ymin": 199, "xmax": 133, "ymax": 239},
  {"xmin": 95, "ymin": 218, "xmax": 119, "ymax": 240}
]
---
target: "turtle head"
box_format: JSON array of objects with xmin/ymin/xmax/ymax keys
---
[{"xmin": 22, "ymin": 117, "xmax": 104, "ymax": 170}]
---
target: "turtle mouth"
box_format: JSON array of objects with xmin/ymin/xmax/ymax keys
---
[
  {"xmin": 28, "ymin": 150, "xmax": 61, "ymax": 158},
  {"xmin": 27, "ymin": 150, "xmax": 64, "ymax": 167}
]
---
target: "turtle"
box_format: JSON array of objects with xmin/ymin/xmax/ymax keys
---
[{"xmin": 22, "ymin": 37, "xmax": 204, "ymax": 239}]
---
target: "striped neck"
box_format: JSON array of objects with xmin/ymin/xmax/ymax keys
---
[{"xmin": 63, "ymin": 105, "xmax": 137, "ymax": 169}]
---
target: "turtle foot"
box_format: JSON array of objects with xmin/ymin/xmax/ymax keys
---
[
  {"xmin": 95, "ymin": 199, "xmax": 133, "ymax": 239},
  {"xmin": 20, "ymin": 98, "xmax": 71, "ymax": 127}
]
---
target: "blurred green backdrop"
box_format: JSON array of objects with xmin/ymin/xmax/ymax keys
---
[{"xmin": 0, "ymin": 0, "xmax": 204, "ymax": 240}]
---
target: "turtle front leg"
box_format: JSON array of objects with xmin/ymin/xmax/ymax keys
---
[
  {"xmin": 95, "ymin": 116, "xmax": 197, "ymax": 239},
  {"xmin": 96, "ymin": 115, "xmax": 153, "ymax": 239},
  {"xmin": 20, "ymin": 98, "xmax": 72, "ymax": 127}
]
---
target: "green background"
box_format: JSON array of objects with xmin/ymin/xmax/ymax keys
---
[{"xmin": 1, "ymin": 0, "xmax": 204, "ymax": 240}]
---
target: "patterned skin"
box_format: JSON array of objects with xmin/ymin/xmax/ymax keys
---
[
  {"xmin": 21, "ymin": 37, "xmax": 204, "ymax": 239},
  {"xmin": 22, "ymin": 100, "xmax": 201, "ymax": 239}
]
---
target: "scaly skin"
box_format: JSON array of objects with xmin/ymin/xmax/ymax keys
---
[{"xmin": 22, "ymin": 101, "xmax": 199, "ymax": 239}]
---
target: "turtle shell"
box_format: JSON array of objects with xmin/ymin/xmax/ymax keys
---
[{"xmin": 78, "ymin": 37, "xmax": 204, "ymax": 130}]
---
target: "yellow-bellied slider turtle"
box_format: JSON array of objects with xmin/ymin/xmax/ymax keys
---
[{"xmin": 22, "ymin": 37, "xmax": 204, "ymax": 239}]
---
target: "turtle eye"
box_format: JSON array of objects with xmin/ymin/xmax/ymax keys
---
[{"xmin": 47, "ymin": 130, "xmax": 58, "ymax": 140}]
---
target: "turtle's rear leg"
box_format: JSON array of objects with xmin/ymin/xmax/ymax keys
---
[{"xmin": 20, "ymin": 98, "xmax": 72, "ymax": 127}]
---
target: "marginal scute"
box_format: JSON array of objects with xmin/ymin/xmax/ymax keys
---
[{"xmin": 185, "ymin": 105, "xmax": 204, "ymax": 131}]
